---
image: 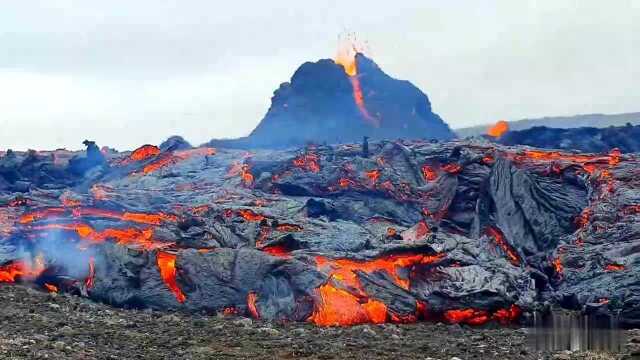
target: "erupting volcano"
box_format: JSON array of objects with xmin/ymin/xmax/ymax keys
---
[{"xmin": 207, "ymin": 43, "xmax": 454, "ymax": 149}]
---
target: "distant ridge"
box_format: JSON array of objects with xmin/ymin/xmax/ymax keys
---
[{"xmin": 455, "ymin": 112, "xmax": 640, "ymax": 138}]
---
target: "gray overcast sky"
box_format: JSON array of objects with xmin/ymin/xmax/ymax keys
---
[{"xmin": 1, "ymin": 0, "xmax": 637, "ymax": 150}]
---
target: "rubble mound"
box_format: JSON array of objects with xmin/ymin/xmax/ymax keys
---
[
  {"xmin": 0, "ymin": 140, "xmax": 639, "ymax": 327},
  {"xmin": 208, "ymin": 53, "xmax": 455, "ymax": 149}
]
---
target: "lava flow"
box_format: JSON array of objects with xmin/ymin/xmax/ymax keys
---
[
  {"xmin": 156, "ymin": 251, "xmax": 186, "ymax": 303},
  {"xmin": 0, "ymin": 255, "xmax": 46, "ymax": 283},
  {"xmin": 485, "ymin": 226, "xmax": 521, "ymax": 266},
  {"xmin": 335, "ymin": 41, "xmax": 379, "ymax": 127},
  {"xmin": 139, "ymin": 147, "xmax": 215, "ymax": 175},
  {"xmin": 309, "ymin": 253, "xmax": 445, "ymax": 326}
]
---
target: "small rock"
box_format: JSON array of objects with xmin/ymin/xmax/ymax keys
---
[
  {"xmin": 290, "ymin": 328, "xmax": 306, "ymax": 336},
  {"xmin": 257, "ymin": 327, "xmax": 280, "ymax": 336},
  {"xmin": 450, "ymin": 357, "xmax": 463, "ymax": 360},
  {"xmin": 360, "ymin": 326, "xmax": 377, "ymax": 337},
  {"xmin": 159, "ymin": 314, "xmax": 181, "ymax": 322},
  {"xmin": 48, "ymin": 303, "xmax": 61, "ymax": 310},
  {"xmin": 33, "ymin": 334, "xmax": 48, "ymax": 342},
  {"xmin": 471, "ymin": 335, "xmax": 484, "ymax": 342},
  {"xmin": 448, "ymin": 324, "xmax": 463, "ymax": 334},
  {"xmin": 52, "ymin": 341, "xmax": 65, "ymax": 350},
  {"xmin": 552, "ymin": 354, "xmax": 571, "ymax": 360},
  {"xmin": 233, "ymin": 317, "xmax": 253, "ymax": 328},
  {"xmin": 59, "ymin": 326, "xmax": 73, "ymax": 335}
]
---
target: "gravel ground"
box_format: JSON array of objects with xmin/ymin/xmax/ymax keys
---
[{"xmin": 0, "ymin": 284, "xmax": 636, "ymax": 359}]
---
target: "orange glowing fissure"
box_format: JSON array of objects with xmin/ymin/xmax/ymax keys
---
[
  {"xmin": 238, "ymin": 209, "xmax": 265, "ymax": 222},
  {"xmin": 309, "ymin": 253, "xmax": 445, "ymax": 326},
  {"xmin": 156, "ymin": 251, "xmax": 186, "ymax": 303},
  {"xmin": 140, "ymin": 147, "xmax": 216, "ymax": 175},
  {"xmin": 19, "ymin": 207, "xmax": 177, "ymax": 226},
  {"xmin": 605, "ymin": 264, "xmax": 625, "ymax": 272},
  {"xmin": 444, "ymin": 304, "xmax": 521, "ymax": 325},
  {"xmin": 30, "ymin": 223, "xmax": 168, "ymax": 250},
  {"xmin": 485, "ymin": 227, "xmax": 521, "ymax": 266}
]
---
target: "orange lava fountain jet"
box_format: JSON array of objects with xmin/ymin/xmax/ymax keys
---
[{"xmin": 335, "ymin": 40, "xmax": 379, "ymax": 127}]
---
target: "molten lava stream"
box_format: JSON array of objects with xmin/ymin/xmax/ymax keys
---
[
  {"xmin": 309, "ymin": 284, "xmax": 388, "ymax": 326},
  {"xmin": 309, "ymin": 253, "xmax": 445, "ymax": 326},
  {"xmin": 156, "ymin": 251, "xmax": 186, "ymax": 303},
  {"xmin": 246, "ymin": 292, "xmax": 260, "ymax": 319},
  {"xmin": 0, "ymin": 255, "xmax": 46, "ymax": 283},
  {"xmin": 334, "ymin": 42, "xmax": 378, "ymax": 127},
  {"xmin": 30, "ymin": 223, "xmax": 169, "ymax": 250},
  {"xmin": 19, "ymin": 207, "xmax": 177, "ymax": 226},
  {"xmin": 128, "ymin": 144, "xmax": 161, "ymax": 162},
  {"xmin": 485, "ymin": 227, "xmax": 521, "ymax": 266}
]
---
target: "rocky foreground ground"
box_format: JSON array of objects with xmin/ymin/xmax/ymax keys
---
[{"xmin": 1, "ymin": 285, "xmax": 637, "ymax": 360}]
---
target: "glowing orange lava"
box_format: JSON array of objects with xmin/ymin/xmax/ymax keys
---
[
  {"xmin": 129, "ymin": 145, "xmax": 161, "ymax": 162},
  {"xmin": 0, "ymin": 255, "xmax": 46, "ymax": 283},
  {"xmin": 492, "ymin": 304, "xmax": 522, "ymax": 324},
  {"xmin": 553, "ymin": 257, "xmax": 563, "ymax": 277},
  {"xmin": 140, "ymin": 148, "xmax": 215, "ymax": 175},
  {"xmin": 240, "ymin": 164, "xmax": 254, "ymax": 187},
  {"xmin": 44, "ymin": 283, "xmax": 58, "ymax": 293},
  {"xmin": 364, "ymin": 169, "xmax": 380, "ymax": 185},
  {"xmin": 421, "ymin": 165, "xmax": 438, "ymax": 181},
  {"xmin": 156, "ymin": 251, "xmax": 186, "ymax": 303},
  {"xmin": 275, "ymin": 223, "xmax": 303, "ymax": 232},
  {"xmin": 605, "ymin": 264, "xmax": 625, "ymax": 272},
  {"xmin": 309, "ymin": 284, "xmax": 388, "ymax": 326},
  {"xmin": 442, "ymin": 164, "xmax": 463, "ymax": 174},
  {"xmin": 238, "ymin": 209, "xmax": 265, "ymax": 222},
  {"xmin": 444, "ymin": 308, "xmax": 490, "ymax": 325},
  {"xmin": 247, "ymin": 292, "xmax": 260, "ymax": 319},
  {"xmin": 309, "ymin": 252, "xmax": 445, "ymax": 326},
  {"xmin": 293, "ymin": 153, "xmax": 321, "ymax": 173},
  {"xmin": 485, "ymin": 227, "xmax": 521, "ymax": 266},
  {"xmin": 487, "ymin": 120, "xmax": 509, "ymax": 138},
  {"xmin": 335, "ymin": 41, "xmax": 378, "ymax": 127},
  {"xmin": 261, "ymin": 244, "xmax": 291, "ymax": 258},
  {"xmin": 19, "ymin": 207, "xmax": 177, "ymax": 226},
  {"xmin": 31, "ymin": 223, "xmax": 168, "ymax": 250},
  {"xmin": 85, "ymin": 257, "xmax": 95, "ymax": 289}
]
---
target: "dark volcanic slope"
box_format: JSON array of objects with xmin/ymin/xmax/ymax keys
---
[
  {"xmin": 208, "ymin": 53, "xmax": 454, "ymax": 149},
  {"xmin": 1, "ymin": 139, "xmax": 640, "ymax": 329},
  {"xmin": 497, "ymin": 123, "xmax": 640, "ymax": 153}
]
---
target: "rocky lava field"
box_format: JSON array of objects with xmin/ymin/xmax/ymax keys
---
[{"xmin": 1, "ymin": 138, "xmax": 639, "ymax": 333}]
